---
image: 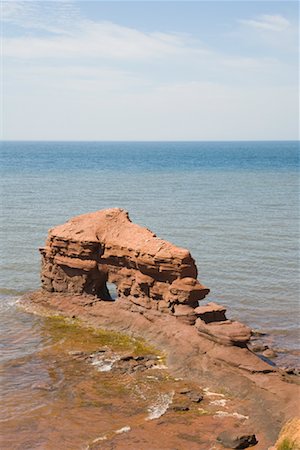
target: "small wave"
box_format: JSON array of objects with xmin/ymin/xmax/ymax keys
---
[
  {"xmin": 150, "ymin": 362, "xmax": 168, "ymax": 370},
  {"xmin": 210, "ymin": 399, "xmax": 227, "ymax": 407},
  {"xmin": 214, "ymin": 411, "xmax": 249, "ymax": 420},
  {"xmin": 203, "ymin": 388, "xmax": 225, "ymax": 397},
  {"xmin": 0, "ymin": 295, "xmax": 21, "ymax": 312},
  {"xmin": 90, "ymin": 435, "xmax": 108, "ymax": 444},
  {"xmin": 146, "ymin": 391, "xmax": 174, "ymax": 420},
  {"xmin": 115, "ymin": 426, "xmax": 131, "ymax": 434}
]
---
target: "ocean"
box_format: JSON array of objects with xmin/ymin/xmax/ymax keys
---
[
  {"xmin": 0, "ymin": 141, "xmax": 299, "ymax": 356},
  {"xmin": 1, "ymin": 140, "xmax": 299, "ymax": 448}
]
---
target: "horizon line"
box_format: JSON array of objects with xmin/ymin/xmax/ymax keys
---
[{"xmin": 2, "ymin": 139, "xmax": 299, "ymax": 143}]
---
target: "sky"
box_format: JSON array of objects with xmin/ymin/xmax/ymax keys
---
[{"xmin": 1, "ymin": 0, "xmax": 299, "ymax": 141}]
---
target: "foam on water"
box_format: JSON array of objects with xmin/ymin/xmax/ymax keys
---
[
  {"xmin": 210, "ymin": 399, "xmax": 227, "ymax": 407},
  {"xmin": 214, "ymin": 411, "xmax": 249, "ymax": 420},
  {"xmin": 90, "ymin": 354, "xmax": 121, "ymax": 372},
  {"xmin": 146, "ymin": 391, "xmax": 174, "ymax": 420},
  {"xmin": 115, "ymin": 426, "xmax": 131, "ymax": 434}
]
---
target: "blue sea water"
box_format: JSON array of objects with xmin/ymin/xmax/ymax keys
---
[{"xmin": 0, "ymin": 141, "xmax": 299, "ymax": 362}]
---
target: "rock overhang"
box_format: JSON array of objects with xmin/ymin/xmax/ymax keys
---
[{"xmin": 40, "ymin": 208, "xmax": 251, "ymax": 347}]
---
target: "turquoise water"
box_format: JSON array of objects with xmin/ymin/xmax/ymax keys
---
[{"xmin": 0, "ymin": 141, "xmax": 299, "ymax": 361}]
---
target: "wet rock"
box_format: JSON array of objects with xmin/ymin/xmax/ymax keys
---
[
  {"xmin": 170, "ymin": 405, "xmax": 190, "ymax": 412},
  {"xmin": 119, "ymin": 354, "xmax": 134, "ymax": 362},
  {"xmin": 112, "ymin": 354, "xmax": 160, "ymax": 374},
  {"xmin": 187, "ymin": 391, "xmax": 203, "ymax": 403},
  {"xmin": 249, "ymin": 343, "xmax": 269, "ymax": 353},
  {"xmin": 217, "ymin": 430, "xmax": 258, "ymax": 449},
  {"xmin": 262, "ymin": 349, "xmax": 277, "ymax": 359},
  {"xmin": 282, "ymin": 367, "xmax": 300, "ymax": 376}
]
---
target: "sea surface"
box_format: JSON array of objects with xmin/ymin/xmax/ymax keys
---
[{"xmin": 0, "ymin": 141, "xmax": 299, "ymax": 447}]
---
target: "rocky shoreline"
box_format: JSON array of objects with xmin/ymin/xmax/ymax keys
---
[
  {"xmin": 21, "ymin": 289, "xmax": 300, "ymax": 449},
  {"xmin": 20, "ymin": 208, "xmax": 300, "ymax": 448}
]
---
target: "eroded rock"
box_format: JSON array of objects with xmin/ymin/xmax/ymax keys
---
[
  {"xmin": 39, "ymin": 208, "xmax": 251, "ymax": 347},
  {"xmin": 40, "ymin": 208, "xmax": 208, "ymax": 309}
]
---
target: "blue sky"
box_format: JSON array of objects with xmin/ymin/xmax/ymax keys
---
[{"xmin": 2, "ymin": 1, "xmax": 299, "ymax": 140}]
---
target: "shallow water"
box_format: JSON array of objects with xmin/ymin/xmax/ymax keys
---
[
  {"xmin": 0, "ymin": 296, "xmax": 166, "ymax": 448},
  {"xmin": 0, "ymin": 296, "xmax": 255, "ymax": 450}
]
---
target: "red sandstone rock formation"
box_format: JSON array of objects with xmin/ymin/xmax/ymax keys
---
[{"xmin": 40, "ymin": 208, "xmax": 251, "ymax": 347}]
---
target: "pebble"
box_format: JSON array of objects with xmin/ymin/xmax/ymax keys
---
[
  {"xmin": 262, "ymin": 349, "xmax": 277, "ymax": 359},
  {"xmin": 250, "ymin": 344, "xmax": 268, "ymax": 353}
]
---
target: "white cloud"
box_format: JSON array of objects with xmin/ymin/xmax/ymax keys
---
[
  {"xmin": 239, "ymin": 14, "xmax": 291, "ymax": 32},
  {"xmin": 2, "ymin": 2, "xmax": 298, "ymax": 140},
  {"xmin": 3, "ymin": 19, "xmax": 209, "ymax": 60},
  {"xmin": 1, "ymin": 0, "xmax": 82, "ymax": 35},
  {"xmin": 2, "ymin": 1, "xmax": 209, "ymax": 60}
]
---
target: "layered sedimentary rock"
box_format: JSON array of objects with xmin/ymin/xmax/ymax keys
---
[
  {"xmin": 40, "ymin": 208, "xmax": 251, "ymax": 347},
  {"xmin": 194, "ymin": 302, "xmax": 252, "ymax": 346}
]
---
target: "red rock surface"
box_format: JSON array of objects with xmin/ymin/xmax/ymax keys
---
[
  {"xmin": 40, "ymin": 208, "xmax": 208, "ymax": 305},
  {"xmin": 21, "ymin": 290, "xmax": 300, "ymax": 449},
  {"xmin": 40, "ymin": 208, "xmax": 252, "ymax": 347}
]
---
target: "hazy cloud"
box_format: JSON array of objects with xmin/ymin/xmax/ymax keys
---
[
  {"xmin": 239, "ymin": 14, "xmax": 290, "ymax": 32},
  {"xmin": 2, "ymin": 1, "xmax": 298, "ymax": 140},
  {"xmin": 1, "ymin": 0, "xmax": 81, "ymax": 35}
]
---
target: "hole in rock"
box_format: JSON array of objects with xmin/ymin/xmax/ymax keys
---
[{"xmin": 106, "ymin": 282, "xmax": 118, "ymax": 301}]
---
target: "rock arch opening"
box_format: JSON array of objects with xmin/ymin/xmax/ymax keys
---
[{"xmin": 106, "ymin": 282, "xmax": 118, "ymax": 301}]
